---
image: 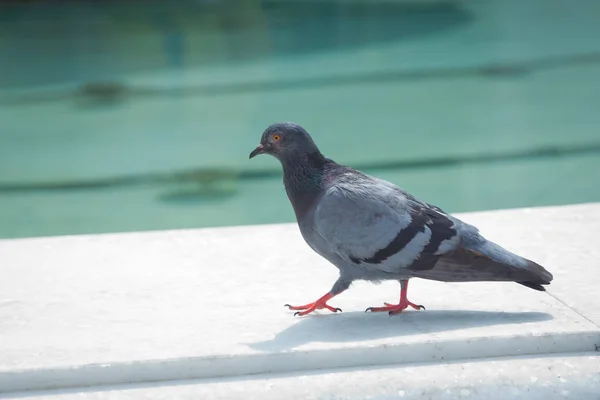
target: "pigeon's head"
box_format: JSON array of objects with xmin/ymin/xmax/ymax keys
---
[{"xmin": 249, "ymin": 122, "xmax": 320, "ymax": 162}]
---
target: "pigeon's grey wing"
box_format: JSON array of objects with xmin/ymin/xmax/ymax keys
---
[
  {"xmin": 314, "ymin": 176, "xmax": 552, "ymax": 286},
  {"xmin": 313, "ymin": 180, "xmax": 461, "ymax": 274}
]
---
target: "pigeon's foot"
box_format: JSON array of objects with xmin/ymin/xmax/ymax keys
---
[
  {"xmin": 284, "ymin": 292, "xmax": 342, "ymax": 316},
  {"xmin": 365, "ymin": 279, "xmax": 425, "ymax": 316},
  {"xmin": 365, "ymin": 300, "xmax": 425, "ymax": 315}
]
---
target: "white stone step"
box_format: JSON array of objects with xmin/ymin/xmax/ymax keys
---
[
  {"xmin": 0, "ymin": 203, "xmax": 599, "ymax": 394},
  {"xmin": 4, "ymin": 353, "xmax": 598, "ymax": 400}
]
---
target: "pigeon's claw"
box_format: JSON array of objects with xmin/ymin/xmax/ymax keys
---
[
  {"xmin": 284, "ymin": 292, "xmax": 342, "ymax": 316},
  {"xmin": 365, "ymin": 300, "xmax": 425, "ymax": 315},
  {"xmin": 385, "ymin": 302, "xmax": 425, "ymax": 310},
  {"xmin": 289, "ymin": 303, "xmax": 342, "ymax": 316},
  {"xmin": 285, "ymin": 303, "xmax": 341, "ymax": 313},
  {"xmin": 365, "ymin": 280, "xmax": 425, "ymax": 315}
]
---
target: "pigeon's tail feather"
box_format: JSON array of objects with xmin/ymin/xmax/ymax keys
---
[
  {"xmin": 409, "ymin": 240, "xmax": 553, "ymax": 290},
  {"xmin": 523, "ymin": 258, "xmax": 553, "ymax": 284},
  {"xmin": 517, "ymin": 280, "xmax": 546, "ymax": 291},
  {"xmin": 468, "ymin": 239, "xmax": 553, "ymax": 286},
  {"xmin": 515, "ymin": 258, "xmax": 553, "ymax": 291}
]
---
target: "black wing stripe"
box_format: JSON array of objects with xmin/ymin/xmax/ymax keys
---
[
  {"xmin": 421, "ymin": 210, "xmax": 456, "ymax": 254},
  {"xmin": 352, "ymin": 213, "xmax": 427, "ymax": 265}
]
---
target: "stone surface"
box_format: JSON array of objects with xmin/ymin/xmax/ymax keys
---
[
  {"xmin": 4, "ymin": 353, "xmax": 598, "ymax": 400},
  {"xmin": 0, "ymin": 203, "xmax": 599, "ymax": 394}
]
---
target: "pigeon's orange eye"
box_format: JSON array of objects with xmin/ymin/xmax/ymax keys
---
[{"xmin": 272, "ymin": 133, "xmax": 281, "ymax": 142}]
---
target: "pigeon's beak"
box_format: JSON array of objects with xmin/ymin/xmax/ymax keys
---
[{"xmin": 249, "ymin": 144, "xmax": 265, "ymax": 159}]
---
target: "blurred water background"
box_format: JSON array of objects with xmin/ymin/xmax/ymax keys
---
[{"xmin": 1, "ymin": 0, "xmax": 599, "ymax": 239}]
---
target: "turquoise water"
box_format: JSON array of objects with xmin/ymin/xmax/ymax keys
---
[{"xmin": 1, "ymin": 0, "xmax": 599, "ymax": 239}]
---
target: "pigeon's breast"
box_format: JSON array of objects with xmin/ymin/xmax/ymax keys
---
[
  {"xmin": 297, "ymin": 207, "xmax": 325, "ymax": 253},
  {"xmin": 297, "ymin": 207, "xmax": 346, "ymax": 270}
]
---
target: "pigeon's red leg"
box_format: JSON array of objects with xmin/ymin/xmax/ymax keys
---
[
  {"xmin": 365, "ymin": 280, "xmax": 425, "ymax": 315},
  {"xmin": 285, "ymin": 292, "xmax": 342, "ymax": 316}
]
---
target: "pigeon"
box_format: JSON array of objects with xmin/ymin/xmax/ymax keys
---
[{"xmin": 249, "ymin": 122, "xmax": 554, "ymax": 316}]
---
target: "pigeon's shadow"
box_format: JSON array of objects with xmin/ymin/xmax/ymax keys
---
[{"xmin": 247, "ymin": 309, "xmax": 553, "ymax": 352}]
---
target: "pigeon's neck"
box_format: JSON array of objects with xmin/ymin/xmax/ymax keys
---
[{"xmin": 282, "ymin": 151, "xmax": 329, "ymax": 218}]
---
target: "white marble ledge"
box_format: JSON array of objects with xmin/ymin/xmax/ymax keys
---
[
  {"xmin": 0, "ymin": 202, "xmax": 599, "ymax": 394},
  {"xmin": 4, "ymin": 353, "xmax": 598, "ymax": 400}
]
